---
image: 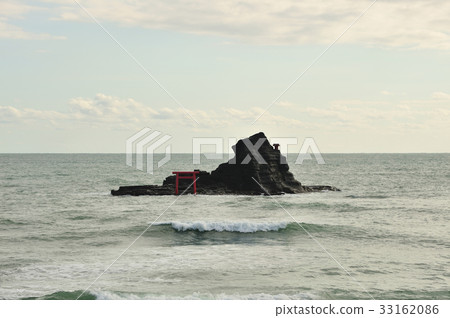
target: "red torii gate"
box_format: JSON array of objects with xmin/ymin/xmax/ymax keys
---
[{"xmin": 172, "ymin": 171, "xmax": 199, "ymax": 195}]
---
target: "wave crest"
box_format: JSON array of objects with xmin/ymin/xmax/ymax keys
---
[
  {"xmin": 22, "ymin": 289, "xmax": 315, "ymax": 300},
  {"xmin": 154, "ymin": 221, "xmax": 291, "ymax": 233}
]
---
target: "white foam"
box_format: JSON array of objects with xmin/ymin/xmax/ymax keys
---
[
  {"xmin": 155, "ymin": 221, "xmax": 290, "ymax": 233},
  {"xmin": 92, "ymin": 290, "xmax": 315, "ymax": 300}
]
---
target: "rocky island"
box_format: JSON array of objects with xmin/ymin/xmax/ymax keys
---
[{"xmin": 111, "ymin": 132, "xmax": 339, "ymax": 196}]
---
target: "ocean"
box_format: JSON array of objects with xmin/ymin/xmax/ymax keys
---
[{"xmin": 0, "ymin": 153, "xmax": 449, "ymax": 300}]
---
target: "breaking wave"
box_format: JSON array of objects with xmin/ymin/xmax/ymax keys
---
[
  {"xmin": 153, "ymin": 221, "xmax": 291, "ymax": 233},
  {"xmin": 22, "ymin": 290, "xmax": 315, "ymax": 300}
]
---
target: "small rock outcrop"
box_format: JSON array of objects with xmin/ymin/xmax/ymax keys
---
[{"xmin": 111, "ymin": 132, "xmax": 339, "ymax": 196}]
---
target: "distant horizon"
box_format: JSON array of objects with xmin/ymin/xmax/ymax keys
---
[{"xmin": 2, "ymin": 152, "xmax": 449, "ymax": 155}]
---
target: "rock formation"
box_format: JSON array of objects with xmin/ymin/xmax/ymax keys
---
[{"xmin": 111, "ymin": 132, "xmax": 339, "ymax": 196}]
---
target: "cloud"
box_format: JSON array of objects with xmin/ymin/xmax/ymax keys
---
[
  {"xmin": 2, "ymin": 92, "xmax": 449, "ymax": 138},
  {"xmin": 431, "ymin": 91, "xmax": 450, "ymax": 100},
  {"xmin": 69, "ymin": 94, "xmax": 157, "ymax": 122},
  {"xmin": 0, "ymin": 2, "xmax": 34, "ymax": 17},
  {"xmin": 277, "ymin": 92, "xmax": 450, "ymax": 133},
  {"xmin": 0, "ymin": 1, "xmax": 65, "ymax": 40},
  {"xmin": 224, "ymin": 107, "xmax": 265, "ymax": 121},
  {"xmin": 4, "ymin": 0, "xmax": 450, "ymax": 48},
  {"xmin": 0, "ymin": 93, "xmax": 306, "ymax": 130},
  {"xmin": 0, "ymin": 94, "xmax": 230, "ymax": 128},
  {"xmin": 1, "ymin": 94, "xmax": 154, "ymax": 126},
  {"xmin": 0, "ymin": 21, "xmax": 65, "ymax": 40},
  {"xmin": 46, "ymin": 0, "xmax": 450, "ymax": 50},
  {"xmin": 224, "ymin": 106, "xmax": 304, "ymax": 127},
  {"xmin": 275, "ymin": 101, "xmax": 296, "ymax": 109},
  {"xmin": 0, "ymin": 104, "xmax": 69, "ymax": 124}
]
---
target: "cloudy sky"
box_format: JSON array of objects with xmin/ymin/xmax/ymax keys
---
[{"xmin": 1, "ymin": 0, "xmax": 449, "ymax": 153}]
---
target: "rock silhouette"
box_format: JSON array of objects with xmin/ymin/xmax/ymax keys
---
[{"xmin": 111, "ymin": 132, "xmax": 339, "ymax": 196}]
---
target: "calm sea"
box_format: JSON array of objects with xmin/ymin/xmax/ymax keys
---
[{"xmin": 0, "ymin": 153, "xmax": 449, "ymax": 300}]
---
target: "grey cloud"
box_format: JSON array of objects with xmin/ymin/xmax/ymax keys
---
[{"xmin": 47, "ymin": 0, "xmax": 450, "ymax": 49}]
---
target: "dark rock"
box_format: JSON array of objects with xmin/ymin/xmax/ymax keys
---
[
  {"xmin": 111, "ymin": 185, "xmax": 174, "ymax": 196},
  {"xmin": 111, "ymin": 132, "xmax": 340, "ymax": 196},
  {"xmin": 209, "ymin": 132, "xmax": 304, "ymax": 194}
]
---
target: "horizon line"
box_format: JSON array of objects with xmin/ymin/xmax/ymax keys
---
[{"xmin": 1, "ymin": 152, "xmax": 449, "ymax": 155}]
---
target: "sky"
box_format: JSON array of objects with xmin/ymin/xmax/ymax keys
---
[{"xmin": 1, "ymin": 0, "xmax": 449, "ymax": 153}]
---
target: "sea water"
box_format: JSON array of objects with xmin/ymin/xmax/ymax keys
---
[{"xmin": 0, "ymin": 154, "xmax": 449, "ymax": 300}]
